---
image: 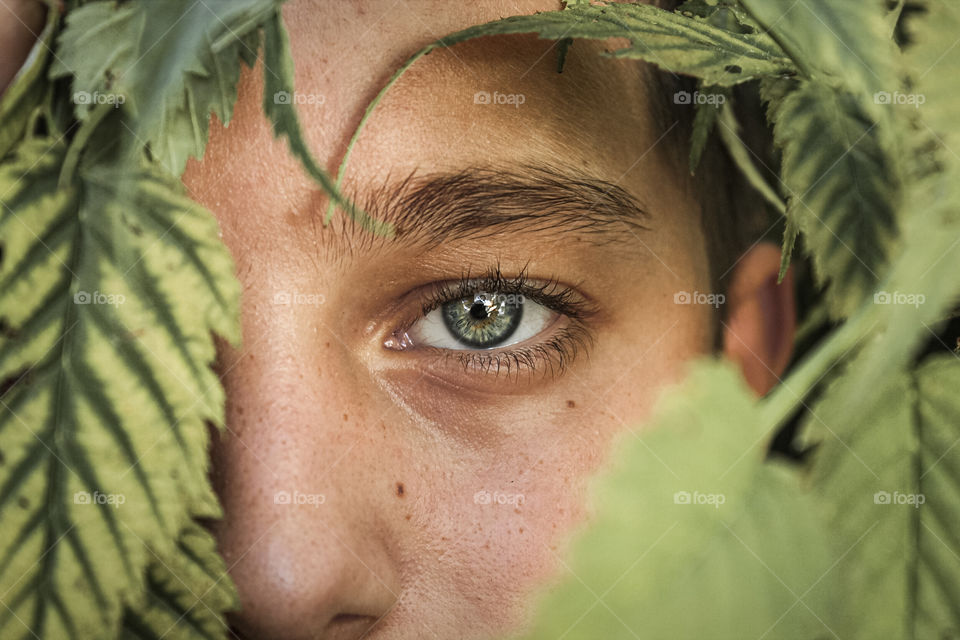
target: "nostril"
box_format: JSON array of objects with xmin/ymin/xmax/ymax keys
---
[
  {"xmin": 228, "ymin": 614, "xmax": 383, "ymax": 640},
  {"xmin": 332, "ymin": 613, "xmax": 384, "ymax": 638},
  {"xmin": 333, "ymin": 613, "xmax": 372, "ymax": 623},
  {"xmin": 227, "ymin": 625, "xmax": 250, "ymax": 640}
]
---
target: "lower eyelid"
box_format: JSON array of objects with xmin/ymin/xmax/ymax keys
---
[{"xmin": 407, "ymin": 320, "xmax": 593, "ymax": 381}]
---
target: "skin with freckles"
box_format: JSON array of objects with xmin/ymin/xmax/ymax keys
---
[
  {"xmin": 0, "ymin": 1, "xmax": 794, "ymax": 638},
  {"xmin": 176, "ymin": 1, "xmax": 796, "ymax": 639}
]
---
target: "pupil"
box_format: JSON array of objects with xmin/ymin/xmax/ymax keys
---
[
  {"xmin": 441, "ymin": 292, "xmax": 523, "ymax": 349},
  {"xmin": 469, "ymin": 301, "xmax": 488, "ymax": 320}
]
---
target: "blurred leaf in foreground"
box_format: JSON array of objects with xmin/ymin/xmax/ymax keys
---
[{"xmin": 519, "ymin": 361, "xmax": 836, "ymax": 640}]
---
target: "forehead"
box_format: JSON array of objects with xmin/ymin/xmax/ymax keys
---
[
  {"xmin": 281, "ymin": 0, "xmax": 677, "ymax": 184},
  {"xmin": 184, "ymin": 0, "xmax": 696, "ymax": 266}
]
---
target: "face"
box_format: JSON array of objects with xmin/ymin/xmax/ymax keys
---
[{"xmin": 181, "ymin": 1, "xmax": 791, "ymax": 638}]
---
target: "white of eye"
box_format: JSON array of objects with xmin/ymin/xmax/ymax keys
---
[{"xmin": 409, "ymin": 296, "xmax": 556, "ymax": 350}]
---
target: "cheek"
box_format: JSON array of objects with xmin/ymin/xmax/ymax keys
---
[
  {"xmin": 440, "ymin": 345, "xmax": 712, "ymax": 627},
  {"xmin": 416, "ymin": 423, "xmax": 609, "ymax": 634},
  {"xmin": 369, "ymin": 301, "xmax": 712, "ymax": 628}
]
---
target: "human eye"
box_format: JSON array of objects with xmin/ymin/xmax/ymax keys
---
[{"xmin": 384, "ymin": 267, "xmax": 597, "ymax": 378}]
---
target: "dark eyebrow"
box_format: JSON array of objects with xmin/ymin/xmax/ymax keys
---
[{"xmin": 341, "ymin": 164, "xmax": 651, "ymax": 250}]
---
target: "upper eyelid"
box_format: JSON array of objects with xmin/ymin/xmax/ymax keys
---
[
  {"xmin": 430, "ymin": 323, "xmax": 595, "ymax": 381},
  {"xmin": 418, "ymin": 271, "xmax": 596, "ymax": 319},
  {"xmin": 418, "ymin": 268, "xmax": 537, "ymax": 315}
]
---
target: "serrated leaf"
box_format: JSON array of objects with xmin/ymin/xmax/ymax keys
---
[
  {"xmin": 764, "ymin": 78, "xmax": 899, "ymax": 319},
  {"xmin": 435, "ymin": 4, "xmax": 795, "ymax": 87},
  {"xmin": 120, "ymin": 523, "xmax": 238, "ymax": 640},
  {"xmin": 739, "ymin": 0, "xmax": 896, "ymax": 97},
  {"xmin": 773, "ymin": 0, "xmax": 960, "ymax": 400},
  {"xmin": 810, "ymin": 170, "xmax": 960, "ymax": 435},
  {"xmin": 778, "ymin": 215, "xmax": 800, "ymax": 281},
  {"xmin": 51, "ymin": 0, "xmax": 276, "ymax": 176},
  {"xmin": 907, "ymin": 1, "xmax": 960, "ymax": 166},
  {"xmin": 714, "ymin": 101, "xmax": 787, "ymax": 216},
  {"xmin": 520, "ymin": 361, "xmax": 836, "ymax": 640},
  {"xmin": 803, "ymin": 354, "xmax": 960, "ymax": 638},
  {"xmin": 0, "ymin": 135, "xmax": 239, "ymax": 638},
  {"xmin": 676, "ymin": 0, "xmax": 763, "ymax": 34},
  {"xmin": 688, "ymin": 85, "xmax": 725, "ymax": 174}
]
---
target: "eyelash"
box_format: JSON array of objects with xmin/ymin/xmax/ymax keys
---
[{"xmin": 398, "ymin": 266, "xmax": 597, "ymax": 379}]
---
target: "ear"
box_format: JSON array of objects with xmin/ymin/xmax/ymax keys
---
[{"xmin": 721, "ymin": 242, "xmax": 796, "ymax": 396}]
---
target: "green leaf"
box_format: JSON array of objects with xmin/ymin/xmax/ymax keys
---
[
  {"xmin": 713, "ymin": 101, "xmax": 787, "ymax": 215},
  {"xmin": 777, "ymin": 215, "xmax": 800, "ymax": 281},
  {"xmin": 437, "ymin": 4, "xmax": 796, "ymax": 87},
  {"xmin": 51, "ymin": 0, "xmax": 275, "ymax": 176},
  {"xmin": 803, "ymin": 354, "xmax": 960, "ymax": 638},
  {"xmin": 0, "ymin": 135, "xmax": 239, "ymax": 638},
  {"xmin": 259, "ymin": 11, "xmax": 393, "ymax": 237},
  {"xmin": 520, "ymin": 361, "xmax": 837, "ymax": 640},
  {"xmin": 687, "ymin": 85, "xmax": 727, "ymax": 174},
  {"xmin": 811, "ymin": 172, "xmax": 960, "ymax": 432},
  {"xmin": 676, "ymin": 0, "xmax": 764, "ymax": 34},
  {"xmin": 801, "ymin": 1, "xmax": 960, "ymax": 407},
  {"xmin": 740, "ymin": 0, "xmax": 907, "ymax": 181},
  {"xmin": 907, "ymin": 1, "xmax": 960, "ymax": 164},
  {"xmin": 120, "ymin": 523, "xmax": 238, "ymax": 640},
  {"xmin": 739, "ymin": 0, "xmax": 895, "ymax": 97},
  {"xmin": 764, "ymin": 78, "xmax": 899, "ymax": 318}
]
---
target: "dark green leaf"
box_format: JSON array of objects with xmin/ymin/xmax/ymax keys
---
[
  {"xmin": 764, "ymin": 78, "xmax": 899, "ymax": 318},
  {"xmin": 260, "ymin": 12, "xmax": 393, "ymax": 236},
  {"xmin": 51, "ymin": 0, "xmax": 276, "ymax": 176}
]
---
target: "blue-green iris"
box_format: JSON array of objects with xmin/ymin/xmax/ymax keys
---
[{"xmin": 442, "ymin": 293, "xmax": 523, "ymax": 348}]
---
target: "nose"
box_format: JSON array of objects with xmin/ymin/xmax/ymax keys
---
[{"xmin": 210, "ymin": 331, "xmax": 402, "ymax": 640}]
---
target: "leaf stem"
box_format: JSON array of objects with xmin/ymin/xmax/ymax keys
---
[
  {"xmin": 325, "ymin": 43, "xmax": 437, "ymax": 224},
  {"xmin": 58, "ymin": 102, "xmax": 113, "ymax": 188}
]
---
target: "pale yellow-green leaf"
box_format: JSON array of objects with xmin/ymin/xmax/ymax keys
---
[{"xmin": 0, "ymin": 135, "xmax": 239, "ymax": 638}]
